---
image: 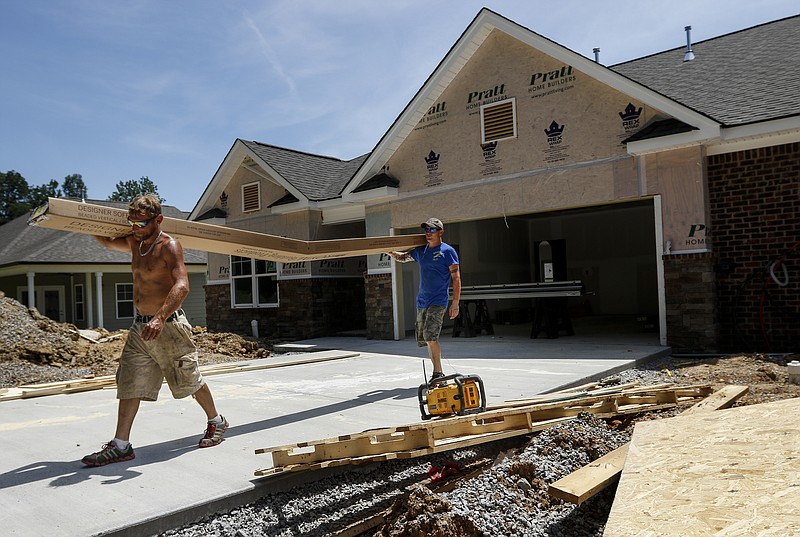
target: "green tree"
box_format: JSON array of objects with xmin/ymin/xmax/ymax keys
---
[
  {"xmin": 62, "ymin": 174, "xmax": 87, "ymax": 199},
  {"xmin": 107, "ymin": 176, "xmax": 163, "ymax": 203},
  {"xmin": 28, "ymin": 179, "xmax": 62, "ymax": 209},
  {"xmin": 0, "ymin": 170, "xmax": 31, "ymax": 225}
]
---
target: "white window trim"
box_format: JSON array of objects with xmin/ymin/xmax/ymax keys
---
[
  {"xmin": 230, "ymin": 256, "xmax": 279, "ymax": 308},
  {"xmin": 115, "ymin": 282, "xmax": 134, "ymax": 319},
  {"xmin": 74, "ymin": 283, "xmax": 85, "ymax": 321}
]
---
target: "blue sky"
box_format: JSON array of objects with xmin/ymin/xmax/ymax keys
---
[{"xmin": 2, "ymin": 1, "xmax": 797, "ymax": 211}]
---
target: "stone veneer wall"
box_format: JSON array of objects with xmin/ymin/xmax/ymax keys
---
[
  {"xmin": 663, "ymin": 252, "xmax": 717, "ymax": 353},
  {"xmin": 364, "ymin": 273, "xmax": 394, "ymax": 340},
  {"xmin": 707, "ymin": 142, "xmax": 800, "ymax": 352},
  {"xmin": 204, "ymin": 278, "xmax": 365, "ymax": 341}
]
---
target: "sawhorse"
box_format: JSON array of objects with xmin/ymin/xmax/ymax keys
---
[{"xmin": 453, "ymin": 299, "xmax": 494, "ymax": 337}]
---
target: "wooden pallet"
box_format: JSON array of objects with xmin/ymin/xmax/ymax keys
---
[{"xmin": 254, "ymin": 384, "xmax": 713, "ymax": 476}]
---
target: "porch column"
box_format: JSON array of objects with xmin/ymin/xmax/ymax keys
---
[
  {"xmin": 95, "ymin": 272, "xmax": 104, "ymax": 329},
  {"xmin": 85, "ymin": 272, "xmax": 94, "ymax": 328},
  {"xmin": 26, "ymin": 271, "xmax": 35, "ymax": 308}
]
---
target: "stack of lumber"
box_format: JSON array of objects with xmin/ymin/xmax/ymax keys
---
[
  {"xmin": 29, "ymin": 198, "xmax": 425, "ymax": 262},
  {"xmin": 254, "ymin": 383, "xmax": 714, "ymax": 476}
]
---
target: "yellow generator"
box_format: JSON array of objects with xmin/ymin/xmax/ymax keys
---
[{"xmin": 418, "ymin": 373, "xmax": 486, "ymax": 420}]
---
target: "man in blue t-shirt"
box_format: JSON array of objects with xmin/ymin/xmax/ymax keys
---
[{"xmin": 388, "ymin": 217, "xmax": 461, "ymax": 382}]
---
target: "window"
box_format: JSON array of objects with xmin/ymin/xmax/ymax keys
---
[
  {"xmin": 481, "ymin": 98, "xmax": 516, "ymax": 143},
  {"xmin": 231, "ymin": 256, "xmax": 278, "ymax": 308},
  {"xmin": 242, "ymin": 181, "xmax": 261, "ymax": 212},
  {"xmin": 74, "ymin": 284, "xmax": 85, "ymax": 321},
  {"xmin": 116, "ymin": 283, "xmax": 134, "ymax": 318}
]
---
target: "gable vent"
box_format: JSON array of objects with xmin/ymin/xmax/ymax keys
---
[
  {"xmin": 242, "ymin": 181, "xmax": 261, "ymax": 212},
  {"xmin": 481, "ymin": 98, "xmax": 517, "ymax": 143}
]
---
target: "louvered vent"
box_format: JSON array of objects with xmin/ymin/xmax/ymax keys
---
[
  {"xmin": 481, "ymin": 99, "xmax": 516, "ymax": 143},
  {"xmin": 242, "ymin": 182, "xmax": 260, "ymax": 212}
]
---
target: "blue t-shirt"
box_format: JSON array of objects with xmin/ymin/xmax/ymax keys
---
[{"xmin": 410, "ymin": 242, "xmax": 459, "ymax": 308}]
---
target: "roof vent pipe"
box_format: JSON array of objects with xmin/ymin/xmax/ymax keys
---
[
  {"xmin": 683, "ymin": 25, "xmax": 695, "ymax": 62},
  {"xmin": 593, "ymin": 47, "xmax": 600, "ymax": 63}
]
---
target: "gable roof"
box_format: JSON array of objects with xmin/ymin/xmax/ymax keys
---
[
  {"xmin": 612, "ymin": 15, "xmax": 800, "ymax": 127},
  {"xmin": 191, "ymin": 9, "xmax": 800, "ymax": 218},
  {"xmin": 0, "ymin": 199, "xmax": 206, "ymax": 271},
  {"xmin": 189, "ymin": 139, "xmax": 369, "ymax": 219},
  {"xmin": 240, "ymin": 140, "xmax": 368, "ymax": 201}
]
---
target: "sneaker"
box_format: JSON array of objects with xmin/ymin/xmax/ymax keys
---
[
  {"xmin": 428, "ymin": 371, "xmax": 445, "ymax": 384},
  {"xmin": 199, "ymin": 416, "xmax": 229, "ymax": 448},
  {"xmin": 82, "ymin": 440, "xmax": 135, "ymax": 467}
]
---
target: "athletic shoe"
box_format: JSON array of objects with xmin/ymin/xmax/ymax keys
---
[
  {"xmin": 199, "ymin": 416, "xmax": 229, "ymax": 447},
  {"xmin": 82, "ymin": 440, "xmax": 135, "ymax": 467},
  {"xmin": 428, "ymin": 371, "xmax": 445, "ymax": 384}
]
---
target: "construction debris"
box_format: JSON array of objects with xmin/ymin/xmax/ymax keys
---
[{"xmin": 255, "ymin": 383, "xmax": 713, "ymax": 476}]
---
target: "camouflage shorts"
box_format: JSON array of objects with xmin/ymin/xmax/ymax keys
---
[
  {"xmin": 416, "ymin": 305, "xmax": 446, "ymax": 347},
  {"xmin": 116, "ymin": 313, "xmax": 204, "ymax": 401}
]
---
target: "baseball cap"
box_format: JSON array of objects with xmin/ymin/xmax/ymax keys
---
[{"xmin": 421, "ymin": 217, "xmax": 444, "ymax": 230}]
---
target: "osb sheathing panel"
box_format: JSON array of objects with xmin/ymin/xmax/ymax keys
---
[
  {"xmin": 603, "ymin": 397, "xmax": 800, "ymax": 537},
  {"xmin": 644, "ymin": 146, "xmax": 709, "ymax": 250},
  {"xmin": 387, "ymin": 160, "xmax": 630, "ymax": 230},
  {"xmin": 385, "ymin": 30, "xmax": 660, "ymax": 224}
]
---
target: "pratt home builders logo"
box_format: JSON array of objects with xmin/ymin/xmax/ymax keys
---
[
  {"xmin": 465, "ymin": 84, "xmax": 507, "ymax": 111},
  {"xmin": 529, "ymin": 65, "xmax": 576, "ymax": 98}
]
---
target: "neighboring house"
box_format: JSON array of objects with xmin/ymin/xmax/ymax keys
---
[
  {"xmin": 189, "ymin": 9, "xmax": 799, "ymax": 353},
  {"xmin": 0, "ymin": 199, "xmax": 208, "ymax": 331}
]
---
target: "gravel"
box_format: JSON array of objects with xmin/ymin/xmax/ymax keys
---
[{"xmin": 156, "ymin": 406, "xmax": 664, "ymax": 537}]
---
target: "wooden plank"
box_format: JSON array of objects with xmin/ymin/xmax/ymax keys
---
[
  {"xmin": 679, "ymin": 384, "xmax": 749, "ymax": 415},
  {"xmin": 30, "ymin": 198, "xmax": 425, "ymax": 263},
  {"xmin": 549, "ymin": 444, "xmax": 630, "ymax": 505},
  {"xmin": 548, "ymin": 385, "xmax": 749, "ymax": 505},
  {"xmin": 603, "ymin": 396, "xmax": 800, "ymax": 536}
]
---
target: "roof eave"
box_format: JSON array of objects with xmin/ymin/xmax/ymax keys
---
[
  {"xmin": 626, "ymin": 126, "xmax": 721, "ymax": 156},
  {"xmin": 707, "ymin": 115, "xmax": 800, "ymax": 155},
  {"xmin": 343, "ymin": 186, "xmax": 399, "ymax": 203}
]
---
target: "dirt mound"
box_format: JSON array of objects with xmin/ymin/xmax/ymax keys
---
[
  {"xmin": 376, "ymin": 485, "xmax": 485, "ymax": 537},
  {"xmin": 0, "ymin": 293, "xmax": 272, "ymax": 386}
]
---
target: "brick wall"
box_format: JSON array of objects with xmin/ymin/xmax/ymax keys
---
[
  {"xmin": 205, "ymin": 278, "xmax": 366, "ymax": 341},
  {"xmin": 364, "ymin": 273, "xmax": 394, "ymax": 339},
  {"xmin": 663, "ymin": 252, "xmax": 717, "ymax": 353},
  {"xmin": 707, "ymin": 142, "xmax": 800, "ymax": 352}
]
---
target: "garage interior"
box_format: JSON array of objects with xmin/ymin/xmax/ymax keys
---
[{"xmin": 394, "ymin": 199, "xmax": 661, "ymax": 343}]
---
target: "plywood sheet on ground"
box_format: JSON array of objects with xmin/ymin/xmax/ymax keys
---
[
  {"xmin": 29, "ymin": 198, "xmax": 425, "ymax": 262},
  {"xmin": 603, "ymin": 397, "xmax": 800, "ymax": 537}
]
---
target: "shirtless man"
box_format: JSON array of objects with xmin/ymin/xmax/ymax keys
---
[{"xmin": 82, "ymin": 194, "xmax": 227, "ymax": 467}]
